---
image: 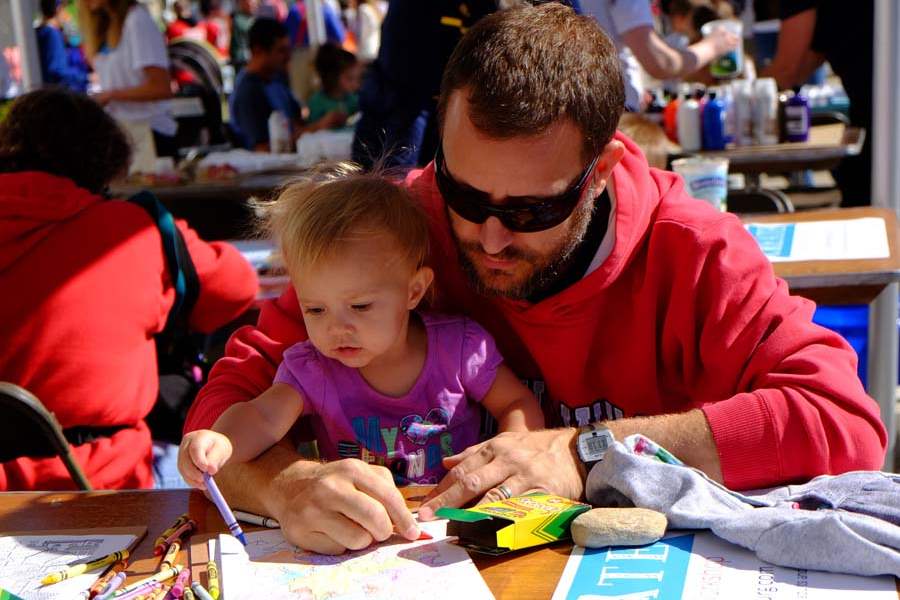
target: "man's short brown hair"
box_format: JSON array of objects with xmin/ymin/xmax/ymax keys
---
[{"xmin": 438, "ymin": 3, "xmax": 625, "ymax": 161}]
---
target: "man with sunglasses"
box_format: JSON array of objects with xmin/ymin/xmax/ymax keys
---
[{"xmin": 185, "ymin": 4, "xmax": 886, "ymax": 555}]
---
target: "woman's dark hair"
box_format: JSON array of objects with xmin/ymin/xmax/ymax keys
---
[
  {"xmin": 0, "ymin": 88, "xmax": 131, "ymax": 194},
  {"xmin": 314, "ymin": 43, "xmax": 357, "ymax": 96}
]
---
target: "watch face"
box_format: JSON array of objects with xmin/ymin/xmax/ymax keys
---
[
  {"xmin": 579, "ymin": 428, "xmax": 612, "ymax": 464},
  {"xmin": 584, "ymin": 432, "xmax": 610, "ymax": 457}
]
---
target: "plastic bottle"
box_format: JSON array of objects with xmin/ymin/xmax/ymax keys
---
[
  {"xmin": 752, "ymin": 78, "xmax": 779, "ymax": 145},
  {"xmin": 663, "ymin": 94, "xmax": 680, "ymax": 143},
  {"xmin": 732, "ymin": 79, "xmax": 753, "ymax": 146},
  {"xmin": 268, "ymin": 111, "xmax": 292, "ymax": 154},
  {"xmin": 702, "ymin": 91, "xmax": 727, "ymax": 151},
  {"xmin": 720, "ymin": 83, "xmax": 735, "ymax": 145},
  {"xmin": 677, "ymin": 93, "xmax": 702, "ymax": 152},
  {"xmin": 784, "ymin": 88, "xmax": 811, "ymax": 142}
]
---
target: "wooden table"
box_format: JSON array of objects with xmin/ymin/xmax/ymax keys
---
[
  {"xmin": 111, "ymin": 172, "xmax": 302, "ymax": 241},
  {"xmin": 744, "ymin": 206, "xmax": 900, "ymax": 305},
  {"xmin": 0, "ymin": 488, "xmax": 569, "ymax": 599},
  {"xmin": 672, "ymin": 124, "xmax": 865, "ymax": 178}
]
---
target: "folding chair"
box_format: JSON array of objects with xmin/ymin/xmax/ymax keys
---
[
  {"xmin": 727, "ymin": 188, "xmax": 795, "ymax": 215},
  {"xmin": 0, "ymin": 382, "xmax": 92, "ymax": 490}
]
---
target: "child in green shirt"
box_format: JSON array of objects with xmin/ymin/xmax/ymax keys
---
[{"xmin": 307, "ymin": 43, "xmax": 362, "ymax": 127}]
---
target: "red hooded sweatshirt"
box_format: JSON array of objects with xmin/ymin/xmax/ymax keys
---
[
  {"xmin": 185, "ymin": 134, "xmax": 886, "ymax": 490},
  {"xmin": 0, "ymin": 171, "xmax": 259, "ymax": 490}
]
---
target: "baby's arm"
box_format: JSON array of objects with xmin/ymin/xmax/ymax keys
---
[
  {"xmin": 213, "ymin": 383, "xmax": 305, "ymax": 463},
  {"xmin": 178, "ymin": 383, "xmax": 304, "ymax": 488},
  {"xmin": 480, "ymin": 365, "xmax": 544, "ymax": 432}
]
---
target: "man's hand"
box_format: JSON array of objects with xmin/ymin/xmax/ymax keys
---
[
  {"xmin": 417, "ymin": 428, "xmax": 582, "ymax": 520},
  {"xmin": 267, "ymin": 458, "xmax": 420, "ymax": 555}
]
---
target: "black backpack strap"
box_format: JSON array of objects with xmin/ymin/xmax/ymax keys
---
[{"xmin": 127, "ymin": 190, "xmax": 200, "ymax": 331}]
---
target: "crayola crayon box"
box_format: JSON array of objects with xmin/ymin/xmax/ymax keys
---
[{"xmin": 435, "ymin": 492, "xmax": 591, "ymax": 555}]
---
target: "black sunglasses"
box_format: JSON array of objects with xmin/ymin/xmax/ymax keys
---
[{"xmin": 434, "ymin": 144, "xmax": 600, "ymax": 233}]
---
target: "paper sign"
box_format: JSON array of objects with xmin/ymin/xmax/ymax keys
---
[
  {"xmin": 552, "ymin": 531, "xmax": 897, "ymax": 600},
  {"xmin": 745, "ymin": 218, "xmax": 890, "ymax": 262}
]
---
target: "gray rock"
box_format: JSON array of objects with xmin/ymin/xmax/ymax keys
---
[{"xmin": 571, "ymin": 507, "xmax": 668, "ymax": 548}]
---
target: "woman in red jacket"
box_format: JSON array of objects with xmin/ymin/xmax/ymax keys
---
[{"xmin": 0, "ymin": 89, "xmax": 259, "ymax": 490}]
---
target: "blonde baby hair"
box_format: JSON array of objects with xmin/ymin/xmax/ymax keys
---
[{"xmin": 258, "ymin": 162, "xmax": 430, "ymax": 277}]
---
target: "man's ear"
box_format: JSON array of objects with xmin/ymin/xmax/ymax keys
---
[
  {"xmin": 590, "ymin": 139, "xmax": 626, "ymax": 191},
  {"xmin": 408, "ymin": 266, "xmax": 435, "ymax": 309}
]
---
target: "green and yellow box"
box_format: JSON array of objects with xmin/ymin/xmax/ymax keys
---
[{"xmin": 435, "ymin": 492, "xmax": 591, "ymax": 555}]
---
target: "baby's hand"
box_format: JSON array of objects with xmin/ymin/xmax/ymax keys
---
[{"xmin": 178, "ymin": 430, "xmax": 234, "ymax": 490}]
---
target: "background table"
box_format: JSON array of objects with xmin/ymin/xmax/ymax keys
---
[
  {"xmin": 111, "ymin": 171, "xmax": 304, "ymax": 240},
  {"xmin": 671, "ymin": 124, "xmax": 865, "ymax": 184},
  {"xmin": 744, "ymin": 206, "xmax": 900, "ymax": 305}
]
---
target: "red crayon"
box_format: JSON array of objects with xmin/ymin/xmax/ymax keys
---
[{"xmin": 157, "ymin": 520, "xmax": 196, "ymax": 553}]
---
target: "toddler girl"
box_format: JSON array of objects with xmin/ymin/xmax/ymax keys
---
[{"xmin": 178, "ymin": 165, "xmax": 544, "ymax": 489}]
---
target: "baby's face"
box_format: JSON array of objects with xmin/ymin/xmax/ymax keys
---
[{"xmin": 293, "ymin": 234, "xmax": 427, "ymax": 369}]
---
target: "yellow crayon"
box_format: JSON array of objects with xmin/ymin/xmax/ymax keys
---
[
  {"xmin": 160, "ymin": 539, "xmax": 181, "ymax": 568},
  {"xmin": 182, "ymin": 587, "xmax": 195, "ymax": 600},
  {"xmin": 154, "ymin": 514, "xmax": 191, "ymax": 554},
  {"xmin": 113, "ymin": 564, "xmax": 182, "ymax": 597},
  {"xmin": 206, "ymin": 539, "xmax": 219, "ymax": 600},
  {"xmin": 41, "ymin": 550, "xmax": 130, "ymax": 585}
]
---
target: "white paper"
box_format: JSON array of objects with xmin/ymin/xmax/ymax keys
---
[
  {"xmin": 745, "ymin": 218, "xmax": 890, "ymax": 262},
  {"xmin": 0, "ymin": 533, "xmax": 137, "ymax": 600},
  {"xmin": 552, "ymin": 531, "xmax": 897, "ymax": 600},
  {"xmin": 217, "ymin": 520, "xmax": 494, "ymax": 600}
]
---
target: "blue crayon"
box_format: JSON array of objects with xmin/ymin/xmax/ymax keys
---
[
  {"xmin": 190, "ymin": 582, "xmax": 214, "ymax": 600},
  {"xmin": 203, "ymin": 472, "xmax": 247, "ymax": 545}
]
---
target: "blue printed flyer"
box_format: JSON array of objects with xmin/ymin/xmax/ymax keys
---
[
  {"xmin": 745, "ymin": 218, "xmax": 889, "ymax": 263},
  {"xmin": 551, "ymin": 531, "xmax": 897, "ymax": 600}
]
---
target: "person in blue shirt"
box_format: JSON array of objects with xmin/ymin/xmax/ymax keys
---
[
  {"xmin": 285, "ymin": 0, "xmax": 347, "ymax": 49},
  {"xmin": 351, "ymin": 0, "xmax": 582, "ymax": 170},
  {"xmin": 35, "ymin": 0, "xmax": 88, "ymax": 92},
  {"xmin": 229, "ymin": 18, "xmax": 344, "ymax": 151}
]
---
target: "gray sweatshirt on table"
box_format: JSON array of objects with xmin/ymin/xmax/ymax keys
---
[{"xmin": 583, "ymin": 440, "xmax": 900, "ymax": 577}]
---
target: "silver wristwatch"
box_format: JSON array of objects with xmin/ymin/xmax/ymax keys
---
[{"xmin": 576, "ymin": 423, "xmax": 614, "ymax": 471}]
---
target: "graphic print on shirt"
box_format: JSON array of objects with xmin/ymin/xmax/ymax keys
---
[
  {"xmin": 400, "ymin": 407, "xmax": 449, "ymax": 444},
  {"xmin": 339, "ymin": 414, "xmax": 455, "ymax": 484},
  {"xmin": 560, "ymin": 399, "xmax": 625, "ymax": 427}
]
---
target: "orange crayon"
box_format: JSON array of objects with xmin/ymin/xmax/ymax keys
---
[{"xmin": 88, "ymin": 559, "xmax": 128, "ymax": 599}]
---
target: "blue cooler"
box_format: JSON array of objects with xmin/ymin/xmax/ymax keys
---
[{"xmin": 812, "ymin": 305, "xmax": 870, "ymax": 385}]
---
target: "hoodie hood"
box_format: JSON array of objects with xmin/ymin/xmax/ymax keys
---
[{"xmin": 0, "ymin": 171, "xmax": 104, "ymax": 272}]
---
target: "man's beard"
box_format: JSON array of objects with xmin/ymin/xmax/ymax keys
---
[{"xmin": 451, "ymin": 195, "xmax": 596, "ymax": 300}]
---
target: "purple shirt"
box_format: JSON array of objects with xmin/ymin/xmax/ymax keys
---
[{"xmin": 274, "ymin": 312, "xmax": 502, "ymax": 484}]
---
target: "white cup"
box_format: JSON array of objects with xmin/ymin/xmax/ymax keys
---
[
  {"xmin": 672, "ymin": 157, "xmax": 730, "ymax": 211},
  {"xmin": 701, "ymin": 19, "xmax": 744, "ymax": 79}
]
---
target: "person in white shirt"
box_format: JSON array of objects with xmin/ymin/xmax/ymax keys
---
[
  {"xmin": 581, "ymin": 0, "xmax": 738, "ymax": 110},
  {"xmin": 78, "ymin": 0, "xmax": 178, "ymax": 156}
]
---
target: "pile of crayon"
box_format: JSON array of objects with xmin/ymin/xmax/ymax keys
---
[{"xmin": 32, "ymin": 473, "xmax": 242, "ymax": 599}]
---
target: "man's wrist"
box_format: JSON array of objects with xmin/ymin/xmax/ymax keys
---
[
  {"xmin": 561, "ymin": 427, "xmax": 588, "ymax": 486},
  {"xmin": 253, "ymin": 445, "xmax": 319, "ymax": 518}
]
